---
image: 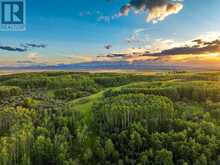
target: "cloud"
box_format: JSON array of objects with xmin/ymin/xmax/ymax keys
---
[
  {"xmin": 0, "ymin": 46, "xmax": 27, "ymax": 52},
  {"xmin": 97, "ymin": 13, "xmax": 122, "ymax": 22},
  {"xmin": 100, "ymin": 33, "xmax": 220, "ymax": 63},
  {"xmin": 79, "ymin": 10, "xmax": 114, "ymax": 23},
  {"xmin": 0, "ymin": 43, "xmax": 47, "ymax": 52},
  {"xmin": 120, "ymin": 4, "xmax": 131, "ymax": 16},
  {"xmin": 13, "ymin": 53, "xmax": 43, "ymax": 66},
  {"xmin": 192, "ymin": 39, "xmax": 204, "ymax": 45},
  {"xmin": 79, "ymin": 10, "xmax": 101, "ymax": 17},
  {"xmin": 127, "ymin": 28, "xmax": 147, "ymax": 44},
  {"xmin": 67, "ymin": 55, "xmax": 97, "ymax": 63},
  {"xmin": 120, "ymin": 0, "xmax": 183, "ymax": 23},
  {"xmin": 16, "ymin": 60, "xmax": 35, "ymax": 64},
  {"xmin": 104, "ymin": 44, "xmax": 112, "ymax": 49},
  {"xmin": 106, "ymin": 38, "xmax": 220, "ymax": 59},
  {"xmin": 144, "ymin": 39, "xmax": 220, "ymax": 56},
  {"xmin": 26, "ymin": 53, "xmax": 41, "ymax": 60},
  {"xmin": 23, "ymin": 43, "xmax": 47, "ymax": 48},
  {"xmin": 97, "ymin": 15, "xmax": 111, "ymax": 22},
  {"xmin": 15, "ymin": 60, "xmax": 47, "ymax": 67}
]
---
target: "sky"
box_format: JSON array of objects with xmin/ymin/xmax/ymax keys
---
[{"xmin": 1, "ymin": 0, "xmax": 220, "ymax": 68}]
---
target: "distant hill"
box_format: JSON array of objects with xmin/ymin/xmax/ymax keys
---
[{"xmin": 0, "ymin": 61, "xmax": 217, "ymax": 72}]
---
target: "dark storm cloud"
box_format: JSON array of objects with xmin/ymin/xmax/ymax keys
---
[{"xmin": 120, "ymin": 0, "xmax": 183, "ymax": 23}]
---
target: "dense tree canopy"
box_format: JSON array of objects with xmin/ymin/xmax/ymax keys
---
[{"xmin": 1, "ymin": 71, "xmax": 220, "ymax": 164}]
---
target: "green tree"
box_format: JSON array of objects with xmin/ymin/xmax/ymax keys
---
[
  {"xmin": 155, "ymin": 149, "xmax": 174, "ymax": 165},
  {"xmin": 32, "ymin": 135, "xmax": 53, "ymax": 165},
  {"xmin": 105, "ymin": 139, "xmax": 115, "ymax": 159}
]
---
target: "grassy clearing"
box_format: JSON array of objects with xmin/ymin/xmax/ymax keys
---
[
  {"xmin": 67, "ymin": 81, "xmax": 156, "ymax": 114},
  {"xmin": 66, "ymin": 83, "xmax": 132, "ymax": 125}
]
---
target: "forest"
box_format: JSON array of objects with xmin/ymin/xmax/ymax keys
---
[{"xmin": 1, "ymin": 71, "xmax": 220, "ymax": 164}]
